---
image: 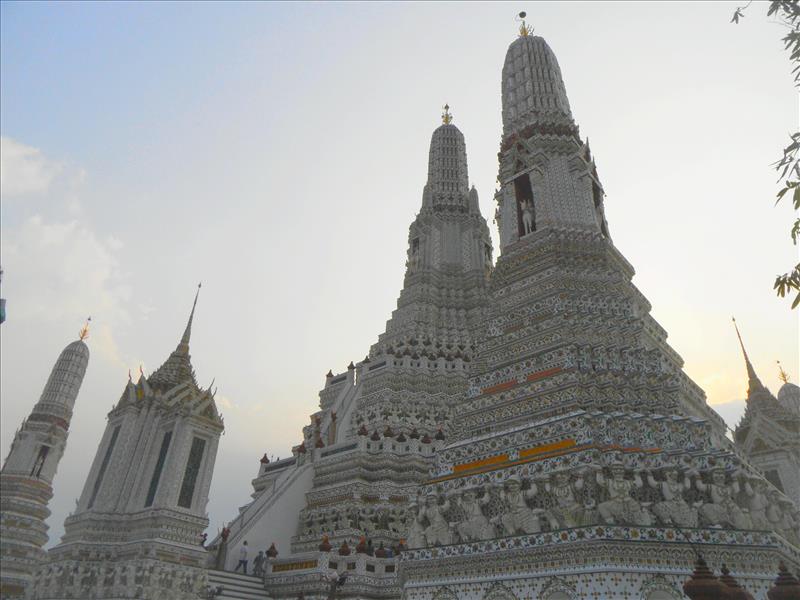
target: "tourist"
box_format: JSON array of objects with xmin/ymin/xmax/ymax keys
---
[
  {"xmin": 252, "ymin": 550, "xmax": 266, "ymax": 577},
  {"xmin": 234, "ymin": 540, "xmax": 249, "ymax": 574}
]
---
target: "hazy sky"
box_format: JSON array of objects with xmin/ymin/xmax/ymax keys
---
[{"xmin": 1, "ymin": 2, "xmax": 798, "ymax": 546}]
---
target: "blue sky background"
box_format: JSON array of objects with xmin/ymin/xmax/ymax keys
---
[{"xmin": 1, "ymin": 2, "xmax": 798, "ymax": 546}]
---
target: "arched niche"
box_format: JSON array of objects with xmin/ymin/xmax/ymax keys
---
[
  {"xmin": 432, "ymin": 588, "xmax": 458, "ymax": 600},
  {"xmin": 483, "ymin": 583, "xmax": 518, "ymax": 600}
]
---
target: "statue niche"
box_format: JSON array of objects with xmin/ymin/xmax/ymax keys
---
[{"xmin": 514, "ymin": 174, "xmax": 536, "ymax": 237}]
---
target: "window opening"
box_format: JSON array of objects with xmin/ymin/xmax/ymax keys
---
[
  {"xmin": 178, "ymin": 437, "xmax": 206, "ymax": 508},
  {"xmin": 88, "ymin": 425, "xmax": 121, "ymax": 509},
  {"xmin": 514, "ymin": 174, "xmax": 535, "ymax": 237},
  {"xmin": 145, "ymin": 430, "xmax": 172, "ymax": 507},
  {"xmin": 30, "ymin": 445, "xmax": 50, "ymax": 478}
]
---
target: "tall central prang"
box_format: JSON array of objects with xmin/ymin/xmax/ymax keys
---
[{"xmin": 401, "ymin": 24, "xmax": 799, "ymax": 600}]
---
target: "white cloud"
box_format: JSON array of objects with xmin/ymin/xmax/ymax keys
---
[
  {"xmin": 0, "ymin": 136, "xmax": 63, "ymax": 197},
  {"xmin": 1, "ymin": 214, "xmax": 132, "ymax": 372}
]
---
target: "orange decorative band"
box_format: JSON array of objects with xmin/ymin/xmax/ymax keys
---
[
  {"xmin": 429, "ymin": 442, "xmax": 660, "ymax": 484},
  {"xmin": 526, "ymin": 366, "xmax": 562, "ymax": 382},
  {"xmin": 453, "ymin": 453, "xmax": 509, "ymax": 473},
  {"xmin": 272, "ymin": 560, "xmax": 318, "ymax": 572},
  {"xmin": 519, "ymin": 438, "xmax": 576, "ymax": 458},
  {"xmin": 479, "ymin": 366, "xmax": 563, "ymax": 396},
  {"xmin": 480, "ymin": 380, "xmax": 517, "ymax": 395}
]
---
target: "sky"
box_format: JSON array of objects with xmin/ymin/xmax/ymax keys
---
[{"xmin": 1, "ymin": 2, "xmax": 798, "ymax": 546}]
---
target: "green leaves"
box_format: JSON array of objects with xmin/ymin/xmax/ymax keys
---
[{"xmin": 774, "ymin": 267, "xmax": 800, "ymax": 309}]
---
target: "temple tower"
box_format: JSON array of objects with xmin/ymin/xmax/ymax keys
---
[
  {"xmin": 401, "ymin": 24, "xmax": 799, "ymax": 599},
  {"xmin": 0, "ymin": 324, "xmax": 90, "ymax": 599},
  {"xmin": 31, "ymin": 288, "xmax": 225, "ymax": 600},
  {"xmin": 732, "ymin": 321, "xmax": 800, "ymax": 507},
  {"xmin": 214, "ymin": 110, "xmax": 494, "ymax": 597}
]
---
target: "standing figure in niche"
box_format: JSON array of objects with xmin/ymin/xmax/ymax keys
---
[
  {"xmin": 455, "ymin": 487, "xmax": 494, "ymax": 541},
  {"xmin": 545, "ymin": 471, "xmax": 586, "ymax": 529},
  {"xmin": 418, "ymin": 492, "xmax": 452, "ymax": 546},
  {"xmin": 743, "ymin": 477, "xmax": 771, "ymax": 530},
  {"xmin": 767, "ymin": 490, "xmax": 800, "ymax": 545},
  {"xmin": 406, "ymin": 500, "xmax": 428, "ymax": 549},
  {"xmin": 596, "ymin": 465, "xmax": 652, "ymax": 526},
  {"xmin": 497, "ymin": 476, "xmax": 543, "ymax": 535},
  {"xmin": 695, "ymin": 469, "xmax": 750, "ymax": 530},
  {"xmin": 647, "ymin": 469, "xmax": 697, "ymax": 527},
  {"xmin": 521, "ymin": 199, "xmax": 535, "ymax": 235}
]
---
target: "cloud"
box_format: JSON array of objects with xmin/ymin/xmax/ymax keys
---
[
  {"xmin": 1, "ymin": 214, "xmax": 132, "ymax": 366},
  {"xmin": 0, "ymin": 136, "xmax": 63, "ymax": 197}
]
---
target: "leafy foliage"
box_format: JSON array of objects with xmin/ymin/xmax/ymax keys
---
[{"xmin": 733, "ymin": 0, "xmax": 800, "ymax": 308}]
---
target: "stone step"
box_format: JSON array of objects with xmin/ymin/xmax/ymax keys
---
[{"xmin": 207, "ymin": 569, "xmax": 269, "ymax": 600}]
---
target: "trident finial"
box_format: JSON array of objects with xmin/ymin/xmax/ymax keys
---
[
  {"xmin": 79, "ymin": 316, "xmax": 91, "ymax": 340},
  {"xmin": 442, "ymin": 104, "xmax": 452, "ymax": 125},
  {"xmin": 516, "ymin": 11, "xmax": 534, "ymax": 37},
  {"xmin": 778, "ymin": 360, "xmax": 790, "ymax": 384}
]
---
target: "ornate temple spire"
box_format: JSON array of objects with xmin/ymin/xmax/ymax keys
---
[
  {"xmin": 148, "ymin": 284, "xmax": 202, "ymax": 389},
  {"xmin": 501, "ymin": 28, "xmax": 573, "ymax": 137},
  {"xmin": 178, "ymin": 283, "xmax": 201, "ymax": 353},
  {"xmin": 424, "ymin": 106, "xmax": 469, "ymax": 199},
  {"xmin": 732, "ymin": 317, "xmax": 768, "ymax": 397}
]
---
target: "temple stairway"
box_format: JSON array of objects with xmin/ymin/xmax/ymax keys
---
[{"xmin": 207, "ymin": 570, "xmax": 270, "ymax": 600}]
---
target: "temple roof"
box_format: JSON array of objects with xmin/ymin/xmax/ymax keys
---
[
  {"xmin": 733, "ymin": 318, "xmax": 797, "ymax": 424},
  {"xmin": 148, "ymin": 285, "xmax": 200, "ymax": 391}
]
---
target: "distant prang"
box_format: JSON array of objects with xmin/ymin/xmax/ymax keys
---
[{"xmin": 0, "ymin": 322, "xmax": 90, "ymax": 599}]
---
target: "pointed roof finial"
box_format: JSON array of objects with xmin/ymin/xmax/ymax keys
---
[
  {"xmin": 180, "ymin": 283, "xmax": 202, "ymax": 348},
  {"xmin": 79, "ymin": 316, "xmax": 91, "ymax": 341},
  {"xmin": 778, "ymin": 360, "xmax": 790, "ymax": 384},
  {"xmin": 732, "ymin": 316, "xmax": 767, "ymax": 396},
  {"xmin": 442, "ymin": 104, "xmax": 452, "ymax": 125},
  {"xmin": 516, "ymin": 11, "xmax": 534, "ymax": 37}
]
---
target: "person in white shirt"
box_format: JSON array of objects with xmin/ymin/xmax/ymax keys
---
[{"xmin": 234, "ymin": 540, "xmax": 249, "ymax": 574}]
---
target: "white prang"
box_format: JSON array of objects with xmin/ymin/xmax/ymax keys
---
[{"xmin": 0, "ymin": 334, "xmax": 89, "ymax": 599}]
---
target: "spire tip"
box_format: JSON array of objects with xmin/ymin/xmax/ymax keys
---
[
  {"xmin": 442, "ymin": 104, "xmax": 452, "ymax": 125},
  {"xmin": 79, "ymin": 316, "xmax": 91, "ymax": 341}
]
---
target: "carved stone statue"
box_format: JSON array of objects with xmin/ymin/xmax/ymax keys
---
[
  {"xmin": 419, "ymin": 493, "xmax": 452, "ymax": 546},
  {"xmin": 545, "ymin": 472, "xmax": 585, "ymax": 529},
  {"xmin": 521, "ymin": 199, "xmax": 535, "ymax": 235},
  {"xmin": 406, "ymin": 502, "xmax": 427, "ymax": 549},
  {"xmin": 695, "ymin": 469, "xmax": 750, "ymax": 529},
  {"xmin": 497, "ymin": 476, "xmax": 543, "ymax": 535},
  {"xmin": 455, "ymin": 487, "xmax": 493, "ymax": 541},
  {"xmin": 767, "ymin": 490, "xmax": 800, "ymax": 544},
  {"xmin": 597, "ymin": 465, "xmax": 652, "ymax": 526},
  {"xmin": 648, "ymin": 469, "xmax": 697, "ymax": 527},
  {"xmin": 744, "ymin": 477, "xmax": 771, "ymax": 530}
]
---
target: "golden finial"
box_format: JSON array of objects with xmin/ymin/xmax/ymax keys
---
[
  {"xmin": 778, "ymin": 360, "xmax": 790, "ymax": 384},
  {"xmin": 517, "ymin": 11, "xmax": 534, "ymax": 37},
  {"xmin": 79, "ymin": 316, "xmax": 91, "ymax": 341},
  {"xmin": 442, "ymin": 104, "xmax": 453, "ymax": 125}
]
